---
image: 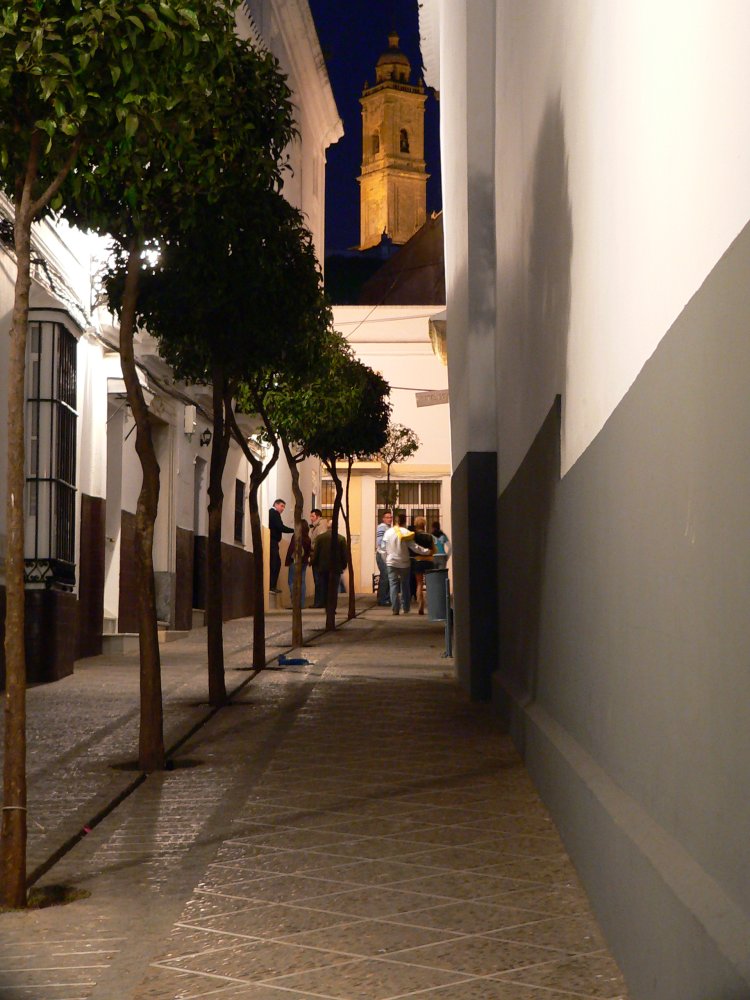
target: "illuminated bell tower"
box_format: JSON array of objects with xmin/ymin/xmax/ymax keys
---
[{"xmin": 358, "ymin": 31, "xmax": 428, "ymax": 250}]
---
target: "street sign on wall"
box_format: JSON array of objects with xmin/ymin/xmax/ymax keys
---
[{"xmin": 416, "ymin": 389, "xmax": 449, "ymax": 407}]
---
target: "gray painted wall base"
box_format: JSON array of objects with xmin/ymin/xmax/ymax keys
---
[
  {"xmin": 495, "ymin": 220, "xmax": 750, "ymax": 998},
  {"xmin": 495, "ymin": 678, "xmax": 750, "ymax": 999},
  {"xmin": 452, "ymin": 451, "xmax": 497, "ymax": 700}
]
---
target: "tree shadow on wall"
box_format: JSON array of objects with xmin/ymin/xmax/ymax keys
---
[{"xmin": 497, "ymin": 95, "xmax": 572, "ymax": 731}]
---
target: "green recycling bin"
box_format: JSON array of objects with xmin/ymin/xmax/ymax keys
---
[{"xmin": 425, "ymin": 568, "xmax": 448, "ymax": 621}]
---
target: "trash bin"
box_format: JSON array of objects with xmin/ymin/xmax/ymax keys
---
[{"xmin": 425, "ymin": 567, "xmax": 448, "ymax": 621}]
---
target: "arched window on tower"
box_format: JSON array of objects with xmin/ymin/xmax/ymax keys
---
[
  {"xmin": 371, "ymin": 131, "xmax": 380, "ymax": 155},
  {"xmin": 400, "ymin": 128, "xmax": 410, "ymax": 153}
]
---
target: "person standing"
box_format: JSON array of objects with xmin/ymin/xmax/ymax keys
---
[
  {"xmin": 431, "ymin": 520, "xmax": 451, "ymax": 570},
  {"xmin": 285, "ymin": 519, "xmax": 311, "ymax": 607},
  {"xmin": 411, "ymin": 516, "xmax": 436, "ymax": 615},
  {"xmin": 383, "ymin": 513, "xmax": 431, "ymax": 615},
  {"xmin": 375, "ymin": 510, "xmax": 393, "ymax": 605},
  {"xmin": 309, "ymin": 508, "xmax": 326, "ymax": 608},
  {"xmin": 268, "ymin": 498, "xmax": 293, "ymax": 593},
  {"xmin": 311, "ymin": 523, "xmax": 348, "ymax": 608}
]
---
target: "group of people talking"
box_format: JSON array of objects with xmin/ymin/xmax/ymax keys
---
[
  {"xmin": 268, "ymin": 500, "xmax": 347, "ymax": 609},
  {"xmin": 376, "ymin": 510, "xmax": 451, "ymax": 616},
  {"xmin": 269, "ymin": 498, "xmax": 451, "ymax": 616}
]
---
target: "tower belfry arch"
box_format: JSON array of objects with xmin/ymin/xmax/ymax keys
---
[{"xmin": 358, "ymin": 31, "xmax": 428, "ymax": 250}]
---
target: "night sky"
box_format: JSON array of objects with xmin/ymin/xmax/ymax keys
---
[{"xmin": 307, "ymin": 0, "xmax": 442, "ymax": 255}]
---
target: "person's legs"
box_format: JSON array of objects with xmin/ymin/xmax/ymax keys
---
[
  {"xmin": 312, "ymin": 568, "xmax": 323, "ymax": 607},
  {"xmin": 387, "ymin": 565, "xmax": 401, "ymax": 614},
  {"xmin": 415, "ymin": 570, "xmax": 423, "ymax": 613},
  {"xmin": 288, "ymin": 563, "xmax": 306, "ymax": 607},
  {"xmin": 376, "ymin": 552, "xmax": 390, "ymax": 605},
  {"xmin": 399, "ymin": 566, "xmax": 412, "ymax": 613},
  {"xmin": 270, "ymin": 542, "xmax": 281, "ymax": 591}
]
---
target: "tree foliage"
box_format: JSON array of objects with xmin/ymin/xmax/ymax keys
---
[
  {"xmin": 134, "ymin": 191, "xmax": 326, "ymax": 385},
  {"xmin": 55, "ymin": 5, "xmax": 295, "ymax": 747},
  {"xmin": 134, "ymin": 189, "xmax": 331, "ymax": 675},
  {"xmin": 0, "ymin": 0, "xmax": 287, "ymax": 908},
  {"xmin": 378, "ymin": 423, "xmax": 420, "ymax": 508}
]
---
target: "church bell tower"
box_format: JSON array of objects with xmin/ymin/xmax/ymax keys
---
[{"xmin": 358, "ymin": 31, "xmax": 428, "ymax": 250}]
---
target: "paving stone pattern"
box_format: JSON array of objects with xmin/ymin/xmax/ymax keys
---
[{"xmin": 0, "ymin": 606, "xmax": 631, "ymax": 1000}]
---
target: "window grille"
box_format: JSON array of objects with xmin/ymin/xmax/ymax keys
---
[
  {"xmin": 375, "ymin": 481, "xmax": 442, "ymax": 532},
  {"xmin": 234, "ymin": 480, "xmax": 245, "ymax": 543},
  {"xmin": 25, "ymin": 320, "xmax": 77, "ymax": 588}
]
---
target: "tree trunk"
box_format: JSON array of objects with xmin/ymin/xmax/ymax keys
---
[
  {"xmin": 325, "ymin": 466, "xmax": 344, "ymax": 632},
  {"xmin": 119, "ymin": 244, "xmax": 164, "ymax": 773},
  {"xmin": 1, "ymin": 133, "xmax": 83, "ymax": 907},
  {"xmin": 1, "ymin": 195, "xmax": 34, "ymax": 910},
  {"xmin": 282, "ymin": 440, "xmax": 304, "ymax": 648},
  {"xmin": 247, "ymin": 479, "xmax": 266, "ymax": 669},
  {"xmin": 227, "ymin": 403, "xmax": 279, "ymax": 671},
  {"xmin": 205, "ymin": 372, "xmax": 230, "ymax": 707},
  {"xmin": 342, "ymin": 458, "xmax": 356, "ymax": 619}
]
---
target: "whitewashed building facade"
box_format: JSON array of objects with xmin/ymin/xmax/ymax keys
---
[{"xmin": 0, "ymin": 0, "xmax": 342, "ymax": 681}]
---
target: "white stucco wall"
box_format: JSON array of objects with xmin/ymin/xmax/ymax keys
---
[
  {"xmin": 496, "ymin": 0, "xmax": 750, "ymax": 487},
  {"xmin": 333, "ymin": 305, "xmax": 451, "ymax": 467},
  {"xmin": 424, "ymin": 1, "xmax": 497, "ymax": 469},
  {"xmin": 237, "ymin": 0, "xmax": 343, "ymax": 265},
  {"xmin": 0, "ymin": 255, "xmax": 15, "ymax": 551},
  {"xmin": 423, "ymin": 0, "xmax": 750, "ymax": 490},
  {"xmin": 77, "ymin": 335, "xmax": 108, "ymax": 502}
]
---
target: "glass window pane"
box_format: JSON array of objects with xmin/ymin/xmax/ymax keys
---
[
  {"xmin": 420, "ymin": 481, "xmax": 441, "ymax": 504},
  {"xmin": 399, "ymin": 482, "xmax": 419, "ymax": 504},
  {"xmin": 234, "ymin": 480, "xmax": 244, "ymax": 542}
]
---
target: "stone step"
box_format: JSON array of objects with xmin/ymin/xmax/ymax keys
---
[{"xmin": 101, "ymin": 627, "xmax": 190, "ymax": 655}]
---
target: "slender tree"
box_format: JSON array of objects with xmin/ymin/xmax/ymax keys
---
[
  {"xmin": 303, "ymin": 357, "xmax": 391, "ymax": 630},
  {"xmin": 378, "ymin": 423, "xmax": 420, "ymax": 512},
  {"xmin": 136, "ymin": 192, "xmax": 327, "ymax": 675},
  {"xmin": 340, "ymin": 457, "xmax": 357, "ymax": 619},
  {"xmin": 0, "ymin": 0, "xmax": 247, "ymax": 907},
  {"xmin": 72, "ymin": 26, "xmax": 293, "ymax": 727}
]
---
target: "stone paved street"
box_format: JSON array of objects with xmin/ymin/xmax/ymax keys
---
[{"xmin": 0, "ymin": 603, "xmax": 630, "ymax": 999}]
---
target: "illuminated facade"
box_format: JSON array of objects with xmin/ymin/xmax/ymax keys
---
[{"xmin": 358, "ymin": 31, "xmax": 428, "ymax": 250}]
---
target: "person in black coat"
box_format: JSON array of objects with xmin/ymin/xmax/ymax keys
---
[{"xmin": 269, "ymin": 499, "xmax": 293, "ymax": 592}]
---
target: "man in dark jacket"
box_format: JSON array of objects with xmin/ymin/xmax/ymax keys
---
[
  {"xmin": 269, "ymin": 499, "xmax": 293, "ymax": 593},
  {"xmin": 311, "ymin": 525, "xmax": 348, "ymax": 608}
]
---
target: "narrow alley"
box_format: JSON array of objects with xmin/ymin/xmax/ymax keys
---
[{"xmin": 0, "ymin": 604, "xmax": 628, "ymax": 1000}]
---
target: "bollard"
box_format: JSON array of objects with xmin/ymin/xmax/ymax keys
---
[
  {"xmin": 425, "ymin": 567, "xmax": 448, "ymax": 621},
  {"xmin": 443, "ymin": 575, "xmax": 453, "ymax": 658}
]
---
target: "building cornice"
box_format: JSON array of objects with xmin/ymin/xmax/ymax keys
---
[
  {"xmin": 240, "ymin": 0, "xmax": 343, "ymax": 152},
  {"xmin": 362, "ymin": 80, "xmax": 425, "ymax": 99},
  {"xmin": 418, "ymin": 0, "xmax": 441, "ymax": 92}
]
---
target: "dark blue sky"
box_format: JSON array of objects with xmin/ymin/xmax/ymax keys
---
[{"xmin": 307, "ymin": 0, "xmax": 442, "ymax": 255}]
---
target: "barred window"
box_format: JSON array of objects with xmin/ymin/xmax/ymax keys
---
[
  {"xmin": 375, "ymin": 481, "xmax": 442, "ymax": 532},
  {"xmin": 234, "ymin": 480, "xmax": 245, "ymax": 543},
  {"xmin": 25, "ymin": 318, "xmax": 78, "ymax": 588}
]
